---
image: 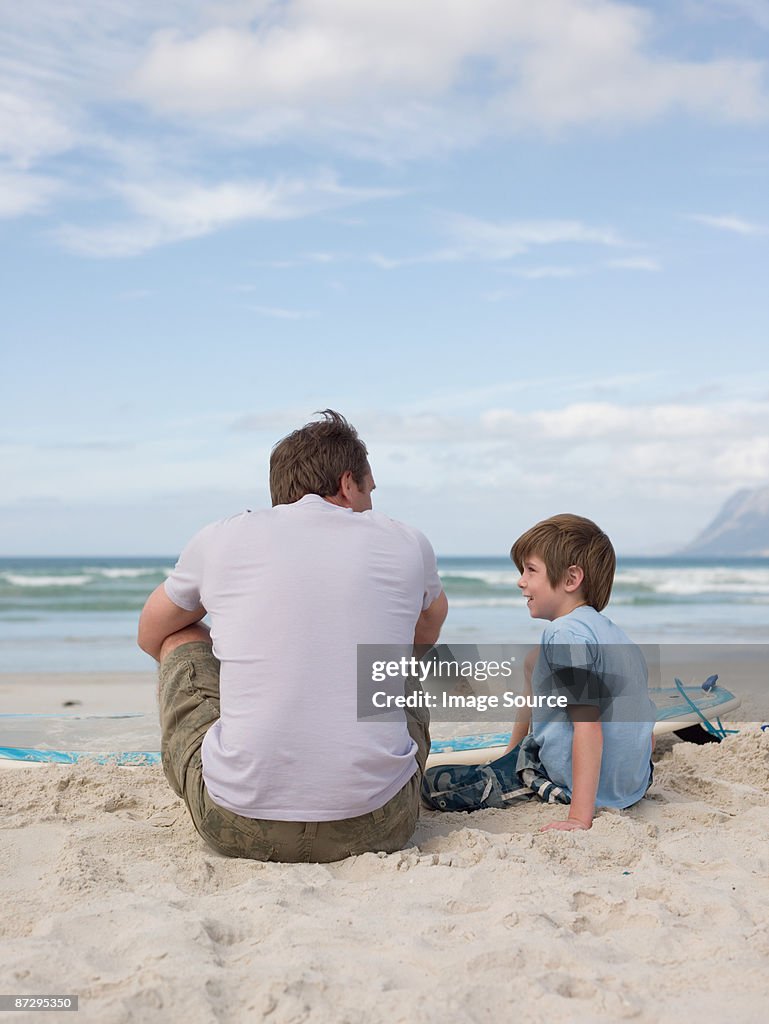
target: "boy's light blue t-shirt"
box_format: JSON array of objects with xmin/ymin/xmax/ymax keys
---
[{"xmin": 531, "ymin": 606, "xmax": 655, "ymax": 809}]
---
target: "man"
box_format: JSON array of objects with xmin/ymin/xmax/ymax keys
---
[{"xmin": 138, "ymin": 410, "xmax": 448, "ymax": 863}]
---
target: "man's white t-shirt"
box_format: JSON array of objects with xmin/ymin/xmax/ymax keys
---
[{"xmin": 164, "ymin": 494, "xmax": 443, "ymax": 821}]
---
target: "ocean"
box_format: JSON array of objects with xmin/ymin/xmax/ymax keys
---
[{"xmin": 1, "ymin": 556, "xmax": 768, "ymax": 673}]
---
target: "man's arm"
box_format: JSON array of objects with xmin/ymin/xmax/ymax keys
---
[
  {"xmin": 413, "ymin": 591, "xmax": 448, "ymax": 646},
  {"xmin": 137, "ymin": 583, "xmax": 206, "ymax": 661},
  {"xmin": 541, "ymin": 710, "xmax": 603, "ymax": 832}
]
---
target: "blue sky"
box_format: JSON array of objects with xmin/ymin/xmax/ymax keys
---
[{"xmin": 3, "ymin": 0, "xmax": 768, "ymax": 556}]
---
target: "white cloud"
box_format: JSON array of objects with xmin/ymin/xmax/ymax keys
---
[
  {"xmin": 367, "ymin": 248, "xmax": 459, "ymax": 270},
  {"xmin": 446, "ymin": 214, "xmax": 625, "ymax": 257},
  {"xmin": 497, "ymin": 49, "xmax": 766, "ymax": 129},
  {"xmin": 689, "ymin": 213, "xmax": 767, "ymax": 235},
  {"xmin": 368, "ymin": 214, "xmax": 626, "ymax": 269},
  {"xmin": 0, "ymin": 4, "xmax": 201, "ymax": 179},
  {"xmin": 130, "ymin": 3, "xmax": 488, "ymax": 114},
  {"xmin": 606, "ymin": 256, "xmax": 661, "ymax": 271},
  {"xmin": 0, "ymin": 171, "xmax": 60, "ymax": 218},
  {"xmin": 0, "ymin": 91, "xmax": 75, "ymax": 166},
  {"xmin": 695, "ymin": 0, "xmax": 769, "ymax": 30},
  {"xmin": 55, "ymin": 220, "xmax": 166, "ymax": 258},
  {"xmin": 284, "ymin": 398, "xmax": 769, "ymax": 498},
  {"xmin": 116, "ymin": 173, "xmax": 391, "ymax": 228},
  {"xmin": 0, "ymin": 89, "xmax": 72, "ymax": 218},
  {"xmin": 251, "ymin": 250, "xmax": 346, "ymax": 268},
  {"xmin": 240, "ymin": 398, "xmax": 760, "ymax": 542},
  {"xmin": 128, "ymin": 0, "xmax": 769, "ymax": 149},
  {"xmin": 509, "ymin": 265, "xmax": 585, "ymax": 280},
  {"xmin": 229, "ymin": 398, "xmax": 769, "ymax": 493},
  {"xmin": 480, "ymin": 400, "xmax": 769, "ymax": 444},
  {"xmin": 0, "ymin": 0, "xmax": 767, "ymax": 252},
  {"xmin": 0, "ymin": 0, "xmax": 766, "ymax": 245},
  {"xmin": 55, "ymin": 172, "xmax": 400, "ymax": 256},
  {"xmin": 8, "ymin": 393, "xmax": 767, "ymax": 552}
]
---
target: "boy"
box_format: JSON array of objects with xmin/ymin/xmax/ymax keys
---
[{"xmin": 422, "ymin": 514, "xmax": 655, "ymax": 831}]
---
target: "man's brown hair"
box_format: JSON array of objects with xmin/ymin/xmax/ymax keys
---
[
  {"xmin": 510, "ymin": 513, "xmax": 616, "ymax": 611},
  {"xmin": 269, "ymin": 409, "xmax": 370, "ymax": 506}
]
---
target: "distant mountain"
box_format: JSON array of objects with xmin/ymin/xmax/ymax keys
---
[{"xmin": 681, "ymin": 485, "xmax": 769, "ymax": 557}]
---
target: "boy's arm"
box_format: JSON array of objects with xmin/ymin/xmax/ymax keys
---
[
  {"xmin": 504, "ymin": 646, "xmax": 537, "ymax": 753},
  {"xmin": 540, "ymin": 709, "xmax": 603, "ymax": 832}
]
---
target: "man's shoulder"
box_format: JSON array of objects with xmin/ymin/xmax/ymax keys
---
[
  {"xmin": 364, "ymin": 510, "xmax": 433, "ymax": 546},
  {"xmin": 196, "ymin": 509, "xmax": 255, "ymax": 533},
  {"xmin": 184, "ymin": 509, "xmax": 271, "ymax": 547}
]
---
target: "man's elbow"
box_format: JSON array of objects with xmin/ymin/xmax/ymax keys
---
[
  {"xmin": 137, "ymin": 619, "xmax": 161, "ymax": 661},
  {"xmin": 137, "ymin": 636, "xmax": 159, "ymax": 660}
]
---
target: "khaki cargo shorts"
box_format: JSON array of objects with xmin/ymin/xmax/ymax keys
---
[{"xmin": 158, "ymin": 642, "xmax": 430, "ymax": 863}]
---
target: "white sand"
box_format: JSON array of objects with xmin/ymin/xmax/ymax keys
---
[
  {"xmin": 0, "ymin": 673, "xmax": 158, "ymax": 715},
  {"xmin": 2, "ymin": 720, "xmax": 768, "ymax": 1023}
]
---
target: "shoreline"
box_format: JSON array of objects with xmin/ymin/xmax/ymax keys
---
[{"xmin": 2, "ymin": 655, "xmax": 764, "ymax": 723}]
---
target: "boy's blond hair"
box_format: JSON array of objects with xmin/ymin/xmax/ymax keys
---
[{"xmin": 511, "ymin": 513, "xmax": 616, "ymax": 612}]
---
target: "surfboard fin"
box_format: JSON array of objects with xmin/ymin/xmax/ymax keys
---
[{"xmin": 672, "ymin": 677, "xmax": 738, "ymax": 743}]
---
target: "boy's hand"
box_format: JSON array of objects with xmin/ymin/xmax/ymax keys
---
[{"xmin": 540, "ymin": 818, "xmax": 591, "ymax": 832}]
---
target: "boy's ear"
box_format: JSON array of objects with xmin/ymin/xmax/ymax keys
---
[{"xmin": 564, "ymin": 564, "xmax": 585, "ymax": 592}]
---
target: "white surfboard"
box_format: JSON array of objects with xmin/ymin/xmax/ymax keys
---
[{"xmin": 0, "ymin": 681, "xmax": 742, "ymax": 768}]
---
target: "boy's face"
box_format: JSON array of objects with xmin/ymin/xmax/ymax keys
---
[{"xmin": 517, "ymin": 554, "xmax": 576, "ymax": 621}]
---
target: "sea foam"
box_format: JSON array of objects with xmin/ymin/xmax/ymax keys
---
[{"xmin": 2, "ymin": 574, "xmax": 93, "ymax": 588}]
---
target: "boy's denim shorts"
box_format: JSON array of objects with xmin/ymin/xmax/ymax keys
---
[
  {"xmin": 421, "ymin": 746, "xmax": 655, "ymax": 813},
  {"xmin": 158, "ymin": 641, "xmax": 430, "ymax": 863},
  {"xmin": 420, "ymin": 748, "xmax": 533, "ymax": 812}
]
